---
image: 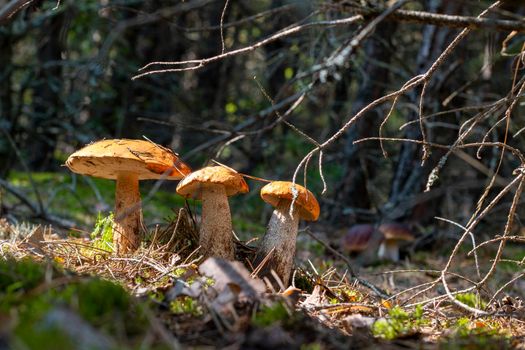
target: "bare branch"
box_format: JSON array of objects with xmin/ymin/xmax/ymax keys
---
[
  {"xmin": 349, "ymin": 6, "xmax": 525, "ymax": 32},
  {"xmin": 0, "ymin": 0, "xmax": 35, "ymax": 24}
]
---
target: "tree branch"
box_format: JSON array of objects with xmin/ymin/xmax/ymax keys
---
[
  {"xmin": 0, "ymin": 0, "xmax": 35, "ymax": 24},
  {"xmin": 350, "ymin": 6, "xmax": 525, "ymax": 32}
]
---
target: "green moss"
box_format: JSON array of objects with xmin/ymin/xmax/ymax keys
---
[
  {"xmin": 440, "ymin": 317, "xmax": 511, "ymax": 350},
  {"xmin": 1, "ymin": 257, "xmax": 154, "ymax": 349},
  {"xmin": 169, "ymin": 296, "xmax": 203, "ymax": 316},
  {"xmin": 0, "ymin": 257, "xmax": 46, "ymax": 293},
  {"xmin": 15, "ymin": 326, "xmax": 76, "ymax": 350},
  {"xmin": 252, "ymin": 302, "xmax": 290, "ymax": 327},
  {"xmin": 76, "ymin": 279, "xmax": 131, "ymax": 324},
  {"xmin": 372, "ymin": 305, "xmax": 428, "ymax": 340},
  {"xmin": 455, "ymin": 293, "xmax": 486, "ymax": 309}
]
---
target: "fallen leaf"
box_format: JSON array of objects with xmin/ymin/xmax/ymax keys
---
[
  {"xmin": 199, "ymin": 257, "xmax": 265, "ymax": 300},
  {"xmin": 343, "ymin": 314, "xmax": 375, "ymax": 330},
  {"xmin": 165, "ymin": 279, "xmax": 203, "ymax": 300},
  {"xmin": 381, "ymin": 299, "xmax": 393, "ymax": 309}
]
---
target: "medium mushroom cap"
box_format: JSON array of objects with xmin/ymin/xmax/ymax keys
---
[
  {"xmin": 66, "ymin": 139, "xmax": 192, "ymax": 180},
  {"xmin": 341, "ymin": 224, "xmax": 375, "ymax": 253},
  {"xmin": 176, "ymin": 166, "xmax": 249, "ymax": 199},
  {"xmin": 378, "ymin": 223, "xmax": 415, "ymax": 241},
  {"xmin": 260, "ymin": 181, "xmax": 320, "ymax": 221}
]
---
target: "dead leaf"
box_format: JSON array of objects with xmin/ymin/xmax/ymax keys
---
[
  {"xmin": 198, "ymin": 257, "xmax": 265, "ymax": 300},
  {"xmin": 165, "ymin": 279, "xmax": 203, "ymax": 301},
  {"xmin": 343, "ymin": 314, "xmax": 375, "ymax": 330},
  {"xmin": 210, "ymin": 283, "xmax": 241, "ymax": 315},
  {"xmin": 381, "ymin": 299, "xmax": 393, "ymax": 309},
  {"xmin": 19, "ymin": 225, "xmax": 47, "ymax": 256},
  {"xmin": 301, "ymin": 285, "xmax": 323, "ymax": 306}
]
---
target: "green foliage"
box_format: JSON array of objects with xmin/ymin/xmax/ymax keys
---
[
  {"xmin": 1, "ymin": 257, "xmax": 153, "ymax": 348},
  {"xmin": 6, "ymin": 172, "xmax": 185, "ymax": 229},
  {"xmin": 169, "ymin": 296, "xmax": 203, "ymax": 316},
  {"xmin": 91, "ymin": 212, "xmax": 114, "ymax": 252},
  {"xmin": 225, "ymin": 102, "xmax": 238, "ymax": 114},
  {"xmin": 0, "ymin": 257, "xmax": 46, "ymax": 311},
  {"xmin": 284, "ymin": 67, "xmax": 294, "ymax": 80},
  {"xmin": 76, "ymin": 279, "xmax": 131, "ymax": 324},
  {"xmin": 455, "ymin": 293, "xmax": 486, "ymax": 309},
  {"xmin": 441, "ymin": 317, "xmax": 511, "ymax": 350},
  {"xmin": 300, "ymin": 343, "xmax": 322, "ymax": 350},
  {"xmin": 252, "ymin": 301, "xmax": 290, "ymax": 327},
  {"xmin": 15, "ymin": 325, "xmax": 76, "ymax": 350},
  {"xmin": 372, "ymin": 305, "xmax": 428, "ymax": 340},
  {"xmin": 0, "ymin": 257, "xmax": 45, "ymax": 292}
]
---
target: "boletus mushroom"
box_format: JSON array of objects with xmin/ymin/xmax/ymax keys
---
[
  {"xmin": 254, "ymin": 181, "xmax": 320, "ymax": 286},
  {"xmin": 176, "ymin": 166, "xmax": 249, "ymax": 260},
  {"xmin": 341, "ymin": 224, "xmax": 375, "ymax": 255},
  {"xmin": 377, "ymin": 223, "xmax": 415, "ymax": 262},
  {"xmin": 66, "ymin": 139, "xmax": 191, "ymax": 254}
]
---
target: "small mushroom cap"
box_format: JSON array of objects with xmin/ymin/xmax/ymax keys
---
[
  {"xmin": 341, "ymin": 224, "xmax": 375, "ymax": 252},
  {"xmin": 176, "ymin": 166, "xmax": 249, "ymax": 199},
  {"xmin": 378, "ymin": 223, "xmax": 415, "ymax": 241},
  {"xmin": 260, "ymin": 181, "xmax": 320, "ymax": 221},
  {"xmin": 66, "ymin": 139, "xmax": 192, "ymax": 180}
]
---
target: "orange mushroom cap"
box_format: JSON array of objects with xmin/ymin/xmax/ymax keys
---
[
  {"xmin": 260, "ymin": 181, "xmax": 320, "ymax": 221},
  {"xmin": 66, "ymin": 139, "xmax": 191, "ymax": 180},
  {"xmin": 176, "ymin": 166, "xmax": 249, "ymax": 200}
]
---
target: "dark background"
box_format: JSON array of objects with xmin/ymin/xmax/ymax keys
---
[{"xmin": 1, "ymin": 0, "xmax": 525, "ymax": 241}]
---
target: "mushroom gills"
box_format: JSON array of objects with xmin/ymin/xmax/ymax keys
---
[
  {"xmin": 113, "ymin": 172, "xmax": 142, "ymax": 253},
  {"xmin": 200, "ymin": 183, "xmax": 234, "ymax": 260}
]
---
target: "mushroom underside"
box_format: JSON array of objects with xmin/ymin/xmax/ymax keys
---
[
  {"xmin": 255, "ymin": 200, "xmax": 299, "ymax": 286},
  {"xmin": 199, "ymin": 183, "xmax": 235, "ymax": 260},
  {"xmin": 113, "ymin": 172, "xmax": 143, "ymax": 254}
]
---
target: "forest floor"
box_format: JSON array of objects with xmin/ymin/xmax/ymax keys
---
[{"xmin": 1, "ymin": 172, "xmax": 525, "ymax": 349}]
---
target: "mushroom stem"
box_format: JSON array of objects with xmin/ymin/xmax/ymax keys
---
[
  {"xmin": 113, "ymin": 172, "xmax": 142, "ymax": 254},
  {"xmin": 200, "ymin": 183, "xmax": 234, "ymax": 260},
  {"xmin": 255, "ymin": 200, "xmax": 299, "ymax": 285},
  {"xmin": 378, "ymin": 240, "xmax": 400, "ymax": 262}
]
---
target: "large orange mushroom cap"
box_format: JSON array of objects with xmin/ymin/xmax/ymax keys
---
[
  {"xmin": 260, "ymin": 181, "xmax": 320, "ymax": 221},
  {"xmin": 66, "ymin": 139, "xmax": 191, "ymax": 180}
]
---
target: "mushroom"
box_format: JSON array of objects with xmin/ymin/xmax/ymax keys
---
[
  {"xmin": 254, "ymin": 181, "xmax": 320, "ymax": 286},
  {"xmin": 377, "ymin": 223, "xmax": 415, "ymax": 262},
  {"xmin": 341, "ymin": 224, "xmax": 375, "ymax": 255},
  {"xmin": 66, "ymin": 139, "xmax": 191, "ymax": 254},
  {"xmin": 176, "ymin": 166, "xmax": 249, "ymax": 260}
]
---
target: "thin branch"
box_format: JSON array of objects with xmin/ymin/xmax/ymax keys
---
[
  {"xmin": 0, "ymin": 0, "xmax": 35, "ymax": 24},
  {"xmin": 349, "ymin": 6, "xmax": 525, "ymax": 32},
  {"xmin": 301, "ymin": 227, "xmax": 390, "ymax": 300},
  {"xmin": 132, "ymin": 15, "xmax": 364, "ymax": 79}
]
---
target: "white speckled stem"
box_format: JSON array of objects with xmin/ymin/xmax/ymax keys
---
[
  {"xmin": 200, "ymin": 183, "xmax": 234, "ymax": 260},
  {"xmin": 255, "ymin": 200, "xmax": 299, "ymax": 286},
  {"xmin": 377, "ymin": 240, "xmax": 400, "ymax": 262},
  {"xmin": 113, "ymin": 173, "xmax": 142, "ymax": 254}
]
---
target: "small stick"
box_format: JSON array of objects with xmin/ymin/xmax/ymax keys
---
[{"xmin": 301, "ymin": 227, "xmax": 390, "ymax": 299}]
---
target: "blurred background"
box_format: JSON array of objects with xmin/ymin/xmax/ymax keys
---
[{"xmin": 1, "ymin": 0, "xmax": 525, "ymax": 253}]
